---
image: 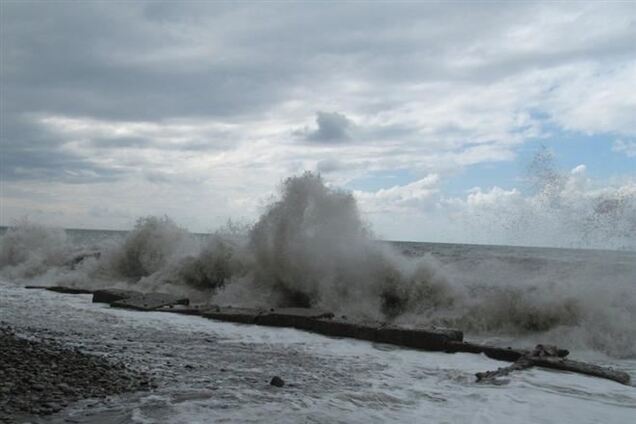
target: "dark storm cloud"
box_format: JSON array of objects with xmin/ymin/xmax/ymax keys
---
[
  {"xmin": 7, "ymin": 1, "xmax": 633, "ymax": 124},
  {"xmin": 305, "ymin": 112, "xmax": 355, "ymax": 143},
  {"xmin": 0, "ymin": 114, "xmax": 125, "ymax": 182},
  {"xmin": 0, "ymin": 1, "xmax": 304, "ymax": 122},
  {"xmin": 298, "ymin": 111, "xmax": 422, "ymax": 145},
  {"xmin": 86, "ymin": 137, "xmax": 152, "ymax": 150},
  {"xmin": 86, "ymin": 136, "xmax": 225, "ymax": 152}
]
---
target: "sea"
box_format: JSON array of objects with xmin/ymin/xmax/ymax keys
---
[{"xmin": 1, "ymin": 220, "xmax": 635, "ymax": 423}]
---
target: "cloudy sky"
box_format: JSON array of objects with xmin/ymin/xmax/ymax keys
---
[{"xmin": 1, "ymin": 1, "xmax": 635, "ymax": 248}]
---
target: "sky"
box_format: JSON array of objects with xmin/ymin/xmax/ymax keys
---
[{"xmin": 1, "ymin": 1, "xmax": 635, "ymax": 249}]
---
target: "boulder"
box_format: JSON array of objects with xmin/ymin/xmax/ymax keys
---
[
  {"xmin": 92, "ymin": 289, "xmax": 142, "ymax": 304},
  {"xmin": 270, "ymin": 376, "xmax": 285, "ymax": 387},
  {"xmin": 110, "ymin": 293, "xmax": 189, "ymax": 311}
]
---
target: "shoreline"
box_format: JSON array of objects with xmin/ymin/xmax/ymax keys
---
[{"xmin": 0, "ymin": 325, "xmax": 153, "ymax": 423}]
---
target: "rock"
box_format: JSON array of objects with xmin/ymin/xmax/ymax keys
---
[
  {"xmin": 92, "ymin": 289, "xmax": 142, "ymax": 304},
  {"xmin": 270, "ymin": 376, "xmax": 285, "ymax": 387},
  {"xmin": 111, "ymin": 293, "xmax": 189, "ymax": 311}
]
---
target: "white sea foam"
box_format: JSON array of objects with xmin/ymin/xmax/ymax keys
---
[{"xmin": 1, "ymin": 172, "xmax": 635, "ymax": 357}]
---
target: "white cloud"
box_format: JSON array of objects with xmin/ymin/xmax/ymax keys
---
[
  {"xmin": 613, "ymin": 139, "xmax": 636, "ymax": 157},
  {"xmin": 355, "ymin": 175, "xmax": 440, "ymax": 213},
  {"xmin": 543, "ymin": 63, "xmax": 636, "ymax": 136},
  {"xmin": 2, "ymin": 2, "xmax": 635, "ymax": 242},
  {"xmin": 355, "ymin": 164, "xmax": 636, "ymax": 249}
]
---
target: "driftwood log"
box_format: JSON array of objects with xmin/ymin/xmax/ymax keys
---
[{"xmin": 476, "ymin": 344, "xmax": 631, "ymax": 385}]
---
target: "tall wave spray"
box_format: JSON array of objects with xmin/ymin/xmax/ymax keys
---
[
  {"xmin": 467, "ymin": 147, "xmax": 636, "ymax": 250},
  {"xmin": 1, "ymin": 172, "xmax": 635, "ymax": 357},
  {"xmin": 241, "ymin": 172, "xmax": 452, "ymax": 316}
]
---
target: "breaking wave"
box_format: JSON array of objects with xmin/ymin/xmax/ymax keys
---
[
  {"xmin": 1, "ymin": 172, "xmax": 635, "ymax": 357},
  {"xmin": 0, "ymin": 218, "xmax": 70, "ymax": 279}
]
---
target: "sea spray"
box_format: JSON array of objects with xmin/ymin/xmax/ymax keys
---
[
  {"xmin": 104, "ymin": 216, "xmax": 196, "ymax": 280},
  {"xmin": 465, "ymin": 148, "xmax": 636, "ymax": 250},
  {"xmin": 1, "ymin": 173, "xmax": 635, "ymax": 357},
  {"xmin": 239, "ymin": 172, "xmax": 454, "ymax": 316},
  {"xmin": 0, "ymin": 218, "xmax": 69, "ymax": 279}
]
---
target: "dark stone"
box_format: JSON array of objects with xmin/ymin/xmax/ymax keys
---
[{"xmin": 270, "ymin": 376, "xmax": 285, "ymax": 387}]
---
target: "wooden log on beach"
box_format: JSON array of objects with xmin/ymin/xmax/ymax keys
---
[
  {"xmin": 475, "ymin": 344, "xmax": 630, "ymax": 386},
  {"xmin": 529, "ymin": 357, "xmax": 631, "ymax": 385},
  {"xmin": 476, "ymin": 358, "xmax": 535, "ymax": 383}
]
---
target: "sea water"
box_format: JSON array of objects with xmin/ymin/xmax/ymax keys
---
[{"xmin": 1, "ymin": 173, "xmax": 635, "ymax": 422}]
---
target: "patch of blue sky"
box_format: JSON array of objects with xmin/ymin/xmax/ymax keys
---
[
  {"xmin": 346, "ymin": 119, "xmax": 634, "ymax": 197},
  {"xmin": 344, "ymin": 169, "xmax": 416, "ymax": 192},
  {"xmin": 442, "ymin": 160, "xmax": 523, "ymax": 197},
  {"xmin": 446, "ymin": 129, "xmax": 635, "ymax": 195}
]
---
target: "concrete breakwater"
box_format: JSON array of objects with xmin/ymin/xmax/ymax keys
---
[{"xmin": 24, "ymin": 286, "xmax": 632, "ymax": 385}]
